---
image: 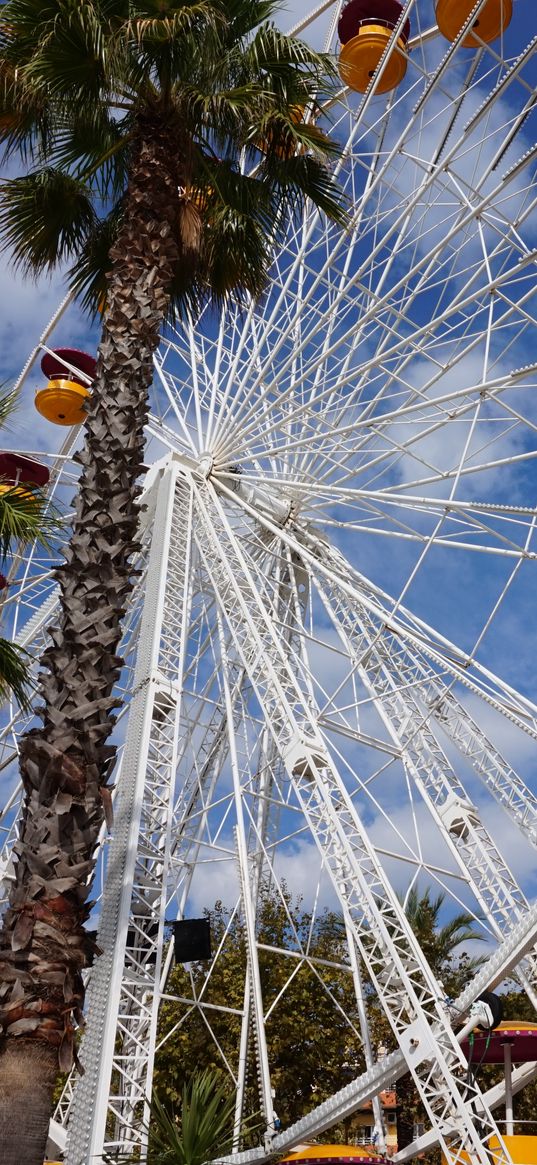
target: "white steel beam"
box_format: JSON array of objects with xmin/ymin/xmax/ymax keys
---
[
  {"xmin": 395, "ymin": 1062, "xmax": 537, "ymax": 1163},
  {"xmin": 190, "ymin": 477, "xmax": 510, "ymax": 1165},
  {"xmin": 65, "ymin": 465, "xmax": 194, "ymax": 1165},
  {"xmin": 216, "ymin": 898, "xmax": 537, "ymax": 1164},
  {"xmin": 302, "ymin": 540, "xmax": 537, "ymax": 1011}
]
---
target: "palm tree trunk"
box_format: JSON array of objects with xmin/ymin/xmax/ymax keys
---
[
  {"xmin": 0, "ymin": 1038, "xmax": 58, "ymax": 1165},
  {"xmin": 0, "ymin": 124, "xmax": 181, "ymax": 1163}
]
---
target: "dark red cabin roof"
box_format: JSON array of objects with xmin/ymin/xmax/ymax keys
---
[
  {"xmin": 461, "ymin": 1022, "xmax": 537, "ymax": 1065},
  {"xmin": 0, "ymin": 452, "xmax": 50, "ymax": 487},
  {"xmin": 338, "ymin": 0, "xmax": 411, "ymax": 45},
  {"xmin": 40, "ymin": 347, "xmax": 97, "ymax": 385}
]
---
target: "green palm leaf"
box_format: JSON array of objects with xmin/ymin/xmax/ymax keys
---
[
  {"xmin": 402, "ymin": 885, "xmax": 486, "ymax": 976},
  {"xmin": 140, "ymin": 1069, "xmax": 260, "ymax": 1165},
  {"xmin": 0, "ymin": 483, "xmax": 59, "ymax": 558},
  {"xmin": 0, "ymin": 168, "xmax": 96, "ymax": 273},
  {"xmin": 0, "ymin": 637, "xmax": 34, "ymax": 712},
  {"xmin": 0, "ymin": 387, "xmax": 20, "ymax": 429}
]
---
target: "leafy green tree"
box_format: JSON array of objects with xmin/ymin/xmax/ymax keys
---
[
  {"xmin": 156, "ymin": 886, "xmax": 503, "ymax": 1157},
  {"xmin": 0, "ymin": 3, "xmax": 346, "ymax": 1160},
  {"xmin": 402, "ymin": 886, "xmax": 486, "ymax": 996},
  {"xmin": 155, "ymin": 886, "xmax": 366, "ymax": 1136}
]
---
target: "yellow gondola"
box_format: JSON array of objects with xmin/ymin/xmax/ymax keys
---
[
  {"xmin": 36, "ymin": 347, "xmax": 96, "ymax": 426},
  {"xmin": 436, "ymin": 0, "xmax": 512, "ymax": 47},
  {"xmin": 35, "ymin": 378, "xmax": 91, "ymax": 426},
  {"xmin": 338, "ymin": 1, "xmax": 410, "ymax": 94}
]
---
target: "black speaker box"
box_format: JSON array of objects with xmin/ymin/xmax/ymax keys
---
[{"xmin": 173, "ymin": 918, "xmax": 212, "ymax": 963}]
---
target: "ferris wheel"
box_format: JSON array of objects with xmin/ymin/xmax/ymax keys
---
[{"xmin": 1, "ymin": 1, "xmax": 537, "ymax": 1163}]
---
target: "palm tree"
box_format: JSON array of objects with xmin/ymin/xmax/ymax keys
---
[
  {"xmin": 402, "ymin": 885, "xmax": 486, "ymax": 980},
  {"xmin": 396, "ymin": 887, "xmax": 486, "ymax": 1153},
  {"xmin": 143, "ymin": 1068, "xmax": 259, "ymax": 1165},
  {"xmin": 0, "ymin": 3, "xmax": 346, "ymax": 1161}
]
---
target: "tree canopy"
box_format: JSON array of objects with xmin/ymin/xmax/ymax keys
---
[
  {"xmin": 155, "ymin": 885, "xmax": 366, "ymax": 1136},
  {"xmin": 154, "ymin": 883, "xmax": 511, "ymax": 1153},
  {"xmin": 0, "ymin": 0, "xmax": 347, "ymax": 317}
]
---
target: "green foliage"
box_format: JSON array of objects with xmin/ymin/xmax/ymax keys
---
[
  {"xmin": 142, "ymin": 1069, "xmax": 254, "ymax": 1165},
  {"xmin": 154, "ymin": 885, "xmax": 494, "ymax": 1153},
  {"xmin": 0, "ymin": 636, "xmax": 33, "ymax": 711},
  {"xmin": 0, "ymin": 479, "xmax": 59, "ymax": 558},
  {"xmin": 400, "ymin": 886, "xmax": 486, "ymax": 995},
  {"xmin": 0, "ymin": 0, "xmax": 348, "ymax": 315},
  {"xmin": 0, "ymin": 168, "xmax": 96, "ymax": 275},
  {"xmin": 154, "ymin": 885, "xmax": 366, "ymax": 1137},
  {"xmin": 147, "ymin": 885, "xmax": 537, "ymax": 1157}
]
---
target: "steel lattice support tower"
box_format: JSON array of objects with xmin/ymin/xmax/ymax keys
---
[{"xmin": 46, "ymin": 460, "xmax": 535, "ymax": 1165}]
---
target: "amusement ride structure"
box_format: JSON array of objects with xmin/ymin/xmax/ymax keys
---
[{"xmin": 1, "ymin": 1, "xmax": 537, "ymax": 1163}]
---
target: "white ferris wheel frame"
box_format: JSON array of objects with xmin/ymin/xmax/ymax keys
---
[{"xmin": 0, "ymin": 0, "xmax": 535, "ymax": 1163}]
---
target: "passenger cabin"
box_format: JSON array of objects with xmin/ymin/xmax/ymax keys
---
[
  {"xmin": 338, "ymin": 0, "xmax": 410, "ymax": 94},
  {"xmin": 35, "ymin": 348, "xmax": 97, "ymax": 426},
  {"xmin": 436, "ymin": 0, "xmax": 512, "ymax": 46}
]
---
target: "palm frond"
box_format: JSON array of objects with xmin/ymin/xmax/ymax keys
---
[
  {"xmin": 141, "ymin": 1069, "xmax": 260, "ymax": 1165},
  {"xmin": 240, "ymin": 22, "xmax": 339, "ymax": 85},
  {"xmin": 68, "ymin": 198, "xmax": 124, "ymax": 315},
  {"xmin": 0, "ymin": 637, "xmax": 34, "ymax": 712},
  {"xmin": 0, "ymin": 55, "xmax": 54, "ymax": 163},
  {"xmin": 18, "ymin": 4, "xmax": 107, "ymax": 101},
  {"xmin": 250, "ymin": 109, "xmax": 341, "ymax": 162},
  {"xmin": 0, "ymin": 0, "xmax": 61, "ymax": 37},
  {"xmin": 202, "ymin": 206, "xmax": 272, "ymax": 302},
  {"xmin": 0, "ymin": 167, "xmax": 96, "ymax": 274},
  {"xmin": 0, "ymin": 484, "xmax": 61, "ymax": 558},
  {"xmin": 435, "ymin": 914, "xmax": 487, "ymax": 951},
  {"xmin": 174, "ymin": 163, "xmax": 277, "ymax": 305},
  {"xmin": 224, "ymin": 0, "xmax": 281, "ymax": 40},
  {"xmin": 181, "ymin": 82, "xmax": 268, "ymax": 141},
  {"xmin": 123, "ymin": 0, "xmax": 225, "ymax": 76},
  {"xmin": 265, "ymin": 153, "xmax": 348, "ymax": 229},
  {"xmin": 0, "ymin": 387, "xmax": 21, "ymax": 430},
  {"xmin": 50, "ymin": 110, "xmax": 131, "ymax": 201},
  {"xmin": 401, "ymin": 886, "xmax": 486, "ymax": 962}
]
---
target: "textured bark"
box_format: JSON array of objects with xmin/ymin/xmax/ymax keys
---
[
  {"xmin": 0, "ymin": 1037, "xmax": 58, "ymax": 1165},
  {"xmin": 0, "ymin": 120, "xmax": 182, "ymax": 1162}
]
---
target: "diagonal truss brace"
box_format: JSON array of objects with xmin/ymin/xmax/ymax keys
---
[
  {"xmin": 190, "ymin": 476, "xmax": 510, "ymax": 1165},
  {"xmin": 307, "ymin": 554, "xmax": 537, "ymax": 1009}
]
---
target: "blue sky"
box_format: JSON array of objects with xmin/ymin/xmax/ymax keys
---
[{"xmin": 0, "ymin": 0, "xmax": 537, "ymax": 935}]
